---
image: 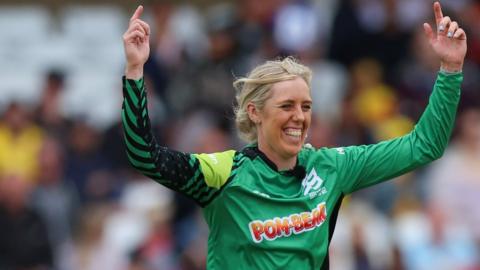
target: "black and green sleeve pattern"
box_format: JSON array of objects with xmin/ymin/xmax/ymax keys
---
[{"xmin": 121, "ymin": 77, "xmax": 230, "ymax": 206}]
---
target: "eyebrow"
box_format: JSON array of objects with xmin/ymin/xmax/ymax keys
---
[{"xmin": 277, "ymin": 99, "xmax": 312, "ymax": 104}]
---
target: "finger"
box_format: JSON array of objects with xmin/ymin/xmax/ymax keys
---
[
  {"xmin": 126, "ymin": 23, "xmax": 143, "ymax": 34},
  {"xmin": 126, "ymin": 21, "xmax": 148, "ymax": 38},
  {"xmin": 130, "ymin": 5, "xmax": 144, "ymax": 22},
  {"xmin": 447, "ymin": 21, "xmax": 458, "ymax": 38},
  {"xmin": 434, "ymin": 1, "xmax": 444, "ymax": 27},
  {"xmin": 124, "ymin": 30, "xmax": 146, "ymax": 43},
  {"xmin": 438, "ymin": 16, "xmax": 451, "ymax": 34},
  {"xmin": 123, "ymin": 27, "xmax": 142, "ymax": 40},
  {"xmin": 453, "ymin": 28, "xmax": 467, "ymax": 40},
  {"xmin": 131, "ymin": 22, "xmax": 146, "ymax": 35},
  {"xmin": 423, "ymin": 23, "xmax": 435, "ymax": 43},
  {"xmin": 132, "ymin": 19, "xmax": 151, "ymax": 36},
  {"xmin": 137, "ymin": 20, "xmax": 151, "ymax": 36},
  {"xmin": 136, "ymin": 36, "xmax": 145, "ymax": 44}
]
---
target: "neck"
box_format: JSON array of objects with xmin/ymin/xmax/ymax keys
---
[{"xmin": 257, "ymin": 143, "xmax": 296, "ymax": 171}]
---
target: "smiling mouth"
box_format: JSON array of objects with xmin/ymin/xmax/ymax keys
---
[{"xmin": 284, "ymin": 128, "xmax": 302, "ymax": 138}]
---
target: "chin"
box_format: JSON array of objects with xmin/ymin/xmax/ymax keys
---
[{"xmin": 282, "ymin": 142, "xmax": 303, "ymax": 157}]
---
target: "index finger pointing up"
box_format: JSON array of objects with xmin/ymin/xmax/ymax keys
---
[
  {"xmin": 434, "ymin": 2, "xmax": 444, "ymax": 26},
  {"xmin": 130, "ymin": 5, "xmax": 143, "ymax": 22}
]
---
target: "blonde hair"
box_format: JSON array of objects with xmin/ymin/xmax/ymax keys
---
[{"xmin": 233, "ymin": 57, "xmax": 312, "ymax": 142}]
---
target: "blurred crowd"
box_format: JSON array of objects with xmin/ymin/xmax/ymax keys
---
[{"xmin": 0, "ymin": 0, "xmax": 480, "ymax": 269}]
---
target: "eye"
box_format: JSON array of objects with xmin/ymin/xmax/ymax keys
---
[
  {"xmin": 280, "ymin": 104, "xmax": 293, "ymax": 110},
  {"xmin": 302, "ymin": 104, "xmax": 312, "ymax": 111}
]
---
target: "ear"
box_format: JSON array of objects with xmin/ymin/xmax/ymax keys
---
[{"xmin": 246, "ymin": 102, "xmax": 261, "ymax": 125}]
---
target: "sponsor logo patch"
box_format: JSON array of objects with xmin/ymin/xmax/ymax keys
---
[{"xmin": 248, "ymin": 203, "xmax": 327, "ymax": 243}]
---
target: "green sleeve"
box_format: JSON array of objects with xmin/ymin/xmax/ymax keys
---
[
  {"xmin": 121, "ymin": 77, "xmax": 234, "ymax": 207},
  {"xmin": 336, "ymin": 72, "xmax": 462, "ymax": 194}
]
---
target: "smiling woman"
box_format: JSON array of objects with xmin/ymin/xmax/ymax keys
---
[
  {"xmin": 121, "ymin": 2, "xmax": 467, "ymax": 269},
  {"xmin": 233, "ymin": 57, "xmax": 312, "ymax": 170}
]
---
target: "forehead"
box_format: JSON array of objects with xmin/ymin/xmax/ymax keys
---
[{"xmin": 268, "ymin": 77, "xmax": 311, "ymax": 102}]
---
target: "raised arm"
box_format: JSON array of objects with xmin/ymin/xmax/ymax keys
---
[
  {"xmin": 121, "ymin": 6, "xmax": 235, "ymax": 206},
  {"xmin": 123, "ymin": 5, "xmax": 150, "ymax": 80},
  {"xmin": 335, "ymin": 2, "xmax": 467, "ymax": 194}
]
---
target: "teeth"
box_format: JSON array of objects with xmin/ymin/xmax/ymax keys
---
[{"xmin": 285, "ymin": 129, "xmax": 302, "ymax": 137}]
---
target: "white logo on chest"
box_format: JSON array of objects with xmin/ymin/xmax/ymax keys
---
[{"xmin": 301, "ymin": 168, "xmax": 325, "ymax": 197}]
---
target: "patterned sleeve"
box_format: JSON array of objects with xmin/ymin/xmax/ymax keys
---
[{"xmin": 121, "ymin": 77, "xmax": 234, "ymax": 206}]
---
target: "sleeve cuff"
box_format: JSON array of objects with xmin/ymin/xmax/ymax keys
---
[
  {"xmin": 436, "ymin": 70, "xmax": 463, "ymax": 92},
  {"xmin": 122, "ymin": 76, "xmax": 145, "ymax": 94},
  {"xmin": 122, "ymin": 76, "xmax": 144, "ymax": 84},
  {"xmin": 439, "ymin": 68, "xmax": 462, "ymax": 76}
]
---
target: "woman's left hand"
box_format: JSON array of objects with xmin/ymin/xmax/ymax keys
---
[{"xmin": 424, "ymin": 1, "xmax": 467, "ymax": 72}]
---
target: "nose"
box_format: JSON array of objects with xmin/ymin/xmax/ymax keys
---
[{"xmin": 292, "ymin": 105, "xmax": 305, "ymax": 122}]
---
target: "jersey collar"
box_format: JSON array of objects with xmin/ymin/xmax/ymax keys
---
[{"xmin": 241, "ymin": 145, "xmax": 306, "ymax": 179}]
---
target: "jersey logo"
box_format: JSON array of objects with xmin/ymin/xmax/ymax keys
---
[
  {"xmin": 302, "ymin": 168, "xmax": 325, "ymax": 197},
  {"xmin": 207, "ymin": 154, "xmax": 218, "ymax": 164},
  {"xmin": 335, "ymin": 147, "xmax": 345, "ymax": 155},
  {"xmin": 249, "ymin": 203, "xmax": 327, "ymax": 243}
]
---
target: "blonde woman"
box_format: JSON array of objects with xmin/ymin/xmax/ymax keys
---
[{"xmin": 121, "ymin": 2, "xmax": 466, "ymax": 269}]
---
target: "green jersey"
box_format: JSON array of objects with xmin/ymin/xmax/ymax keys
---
[{"xmin": 121, "ymin": 72, "xmax": 462, "ymax": 269}]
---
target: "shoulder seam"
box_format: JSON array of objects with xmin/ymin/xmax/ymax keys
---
[{"xmin": 200, "ymin": 151, "xmax": 242, "ymax": 207}]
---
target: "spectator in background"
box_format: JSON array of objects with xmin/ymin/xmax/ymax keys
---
[
  {"xmin": 34, "ymin": 69, "xmax": 71, "ymax": 140},
  {"xmin": 329, "ymin": 0, "xmax": 414, "ymax": 81},
  {"xmin": 127, "ymin": 205, "xmax": 178, "ymax": 270},
  {"xmin": 272, "ymin": 1, "xmax": 350, "ymax": 128},
  {"xmin": 31, "ymin": 136, "xmax": 80, "ymax": 269},
  {"xmin": 161, "ymin": 2, "xmax": 250, "ymax": 116},
  {"xmin": 398, "ymin": 25, "xmax": 447, "ymax": 102},
  {"xmin": 147, "ymin": 1, "xmax": 207, "ymax": 115},
  {"xmin": 393, "ymin": 203, "xmax": 479, "ymax": 269},
  {"xmin": 0, "ymin": 101, "xmax": 45, "ymax": 182},
  {"xmin": 65, "ymin": 119, "xmax": 116, "ymax": 203},
  {"xmin": 0, "ymin": 175, "xmax": 53, "ymax": 269},
  {"xmin": 330, "ymin": 199, "xmax": 395, "ymax": 270},
  {"xmin": 427, "ymin": 107, "xmax": 480, "ymax": 243},
  {"xmin": 350, "ymin": 58, "xmax": 414, "ymax": 142},
  {"xmin": 462, "ymin": 0, "xmax": 480, "ymax": 68},
  {"xmin": 193, "ymin": 3, "xmax": 246, "ymax": 113},
  {"xmin": 65, "ymin": 204, "xmax": 126, "ymax": 270},
  {"xmin": 169, "ymin": 110, "xmax": 232, "ymax": 257}
]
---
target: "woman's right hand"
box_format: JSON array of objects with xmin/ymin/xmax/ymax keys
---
[
  {"xmin": 423, "ymin": 2, "xmax": 467, "ymax": 73},
  {"xmin": 123, "ymin": 5, "xmax": 150, "ymax": 79}
]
